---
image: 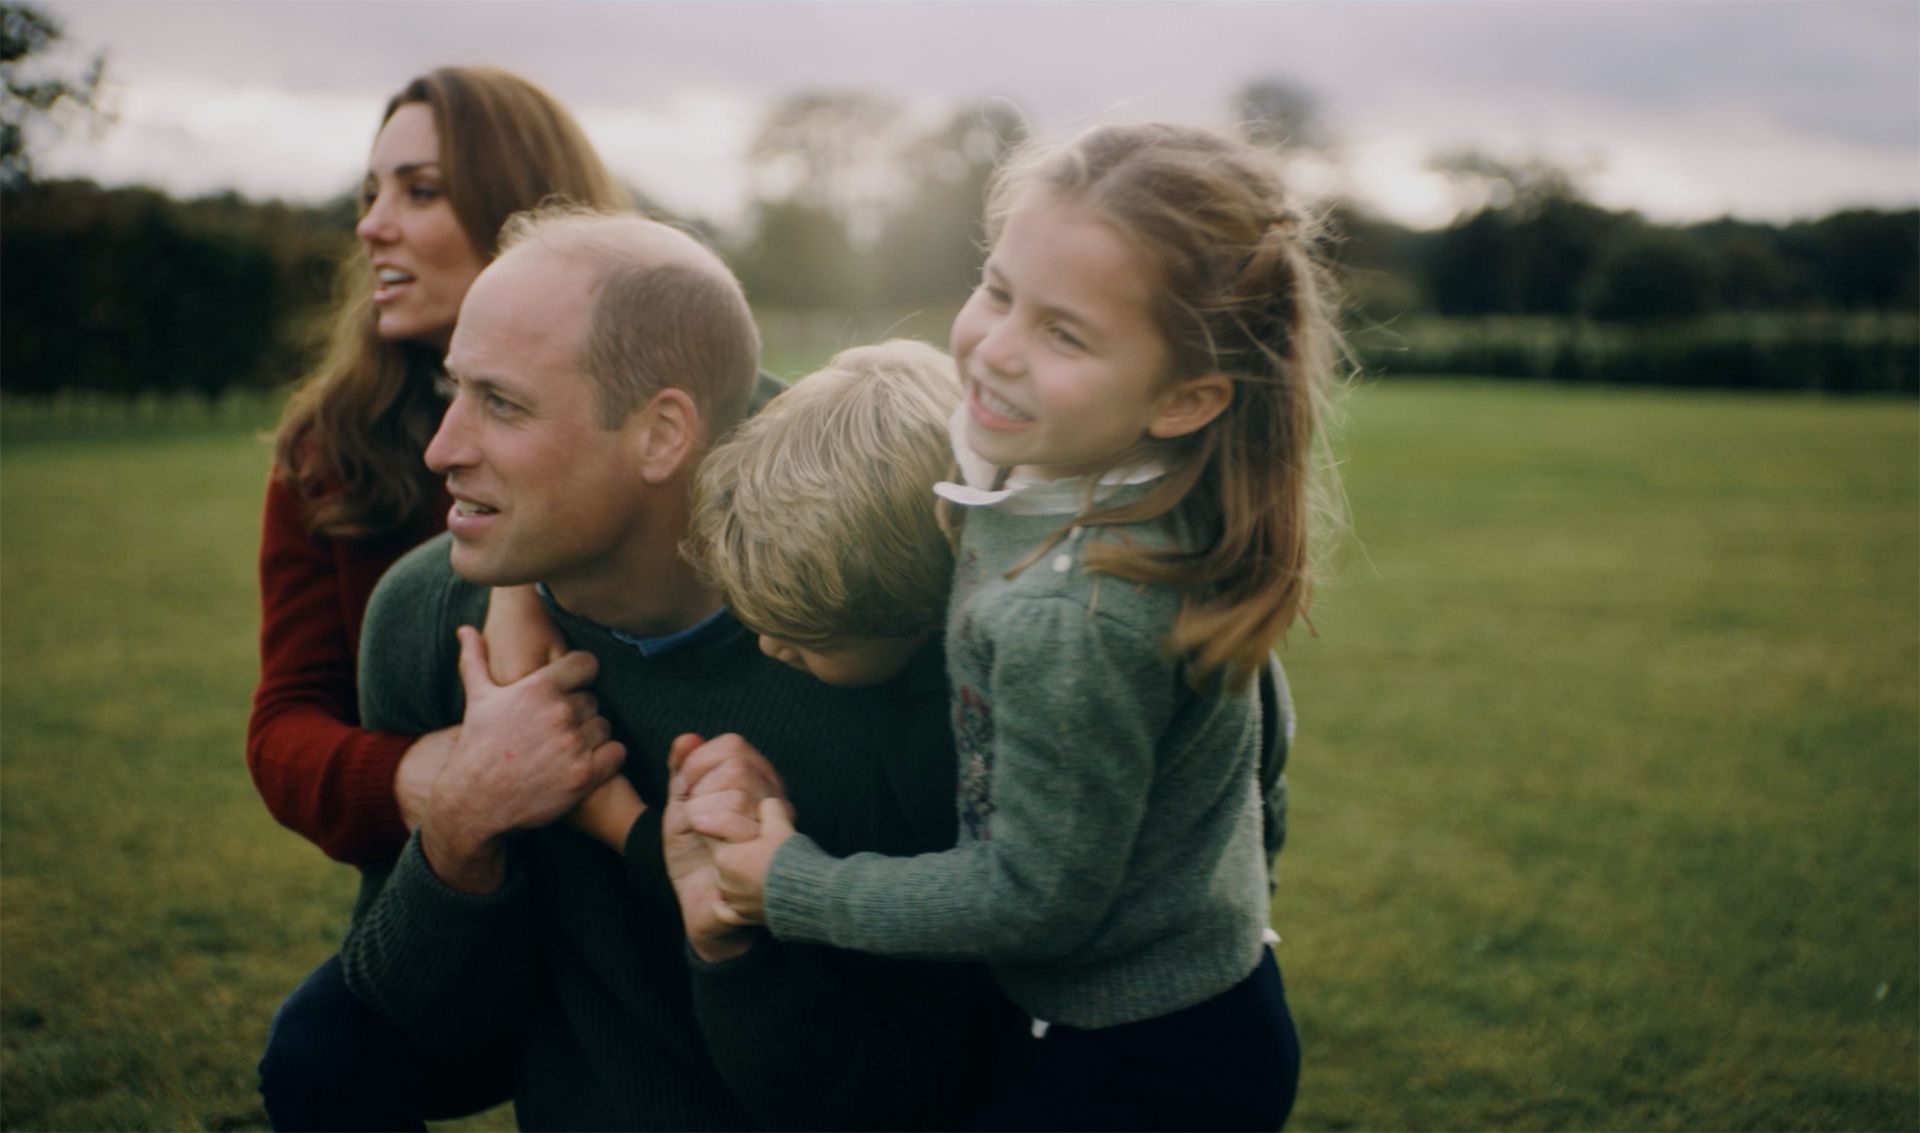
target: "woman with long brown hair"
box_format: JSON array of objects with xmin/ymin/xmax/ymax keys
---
[
  {"xmin": 248, "ymin": 66, "xmax": 626, "ymax": 1130},
  {"xmin": 250, "ymin": 65, "xmax": 626, "ymax": 864}
]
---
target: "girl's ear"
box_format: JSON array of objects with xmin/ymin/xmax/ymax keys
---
[
  {"xmin": 1147, "ymin": 373, "xmax": 1234, "ymax": 440},
  {"xmin": 632, "ymin": 387, "xmax": 705, "ymax": 483}
]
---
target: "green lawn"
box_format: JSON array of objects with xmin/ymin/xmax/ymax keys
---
[{"xmin": 2, "ymin": 381, "xmax": 1914, "ymax": 1130}]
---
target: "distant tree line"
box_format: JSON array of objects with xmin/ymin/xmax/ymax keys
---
[
  {"xmin": 3, "ymin": 68, "xmax": 1915, "ymax": 399},
  {"xmin": 3, "ymin": 183, "xmax": 352, "ymax": 396},
  {"xmin": 729, "ymin": 93, "xmax": 1024, "ymax": 316},
  {"xmin": 1332, "ymin": 158, "xmax": 1918, "ymax": 324},
  {"xmin": 1326, "ymin": 154, "xmax": 1918, "ymax": 393}
]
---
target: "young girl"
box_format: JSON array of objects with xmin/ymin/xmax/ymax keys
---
[{"xmin": 701, "ymin": 122, "xmax": 1343, "ymax": 1131}]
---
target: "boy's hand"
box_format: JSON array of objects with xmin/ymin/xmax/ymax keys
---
[{"xmin": 704, "ymin": 797, "xmax": 796, "ymax": 927}]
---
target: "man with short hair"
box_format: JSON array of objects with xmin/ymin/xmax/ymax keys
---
[{"xmin": 340, "ymin": 209, "xmax": 1013, "ymax": 1130}]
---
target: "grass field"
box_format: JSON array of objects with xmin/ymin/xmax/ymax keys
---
[{"xmin": 2, "ymin": 379, "xmax": 1914, "ymax": 1130}]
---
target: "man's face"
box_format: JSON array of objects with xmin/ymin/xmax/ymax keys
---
[{"xmin": 427, "ymin": 246, "xmax": 654, "ymax": 596}]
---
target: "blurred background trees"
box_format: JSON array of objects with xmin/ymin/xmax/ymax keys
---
[
  {"xmin": 734, "ymin": 93, "xmax": 1024, "ymax": 315},
  {"xmin": 2, "ymin": 37, "xmax": 1914, "ymax": 403},
  {"xmin": 3, "ymin": 182, "xmax": 348, "ymax": 398},
  {"xmin": 1, "ymin": 0, "xmax": 109, "ymax": 190},
  {"xmin": 1, "ymin": 0, "xmax": 346, "ymax": 401}
]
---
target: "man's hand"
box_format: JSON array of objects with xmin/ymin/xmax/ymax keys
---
[
  {"xmin": 663, "ymin": 733, "xmax": 787, "ymax": 962},
  {"xmin": 704, "ymin": 797, "xmax": 796, "ymax": 927},
  {"xmin": 418, "ymin": 626, "xmax": 626, "ymax": 894},
  {"xmin": 394, "ymin": 725, "xmax": 459, "ymax": 830}
]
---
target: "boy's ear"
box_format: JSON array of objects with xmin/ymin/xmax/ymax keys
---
[
  {"xmin": 631, "ymin": 387, "xmax": 705, "ymax": 483},
  {"xmin": 1147, "ymin": 373, "xmax": 1234, "ymax": 440}
]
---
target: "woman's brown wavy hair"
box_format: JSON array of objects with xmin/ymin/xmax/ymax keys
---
[
  {"xmin": 272, "ymin": 66, "xmax": 630, "ymax": 539},
  {"xmin": 986, "ymin": 123, "xmax": 1349, "ymax": 690}
]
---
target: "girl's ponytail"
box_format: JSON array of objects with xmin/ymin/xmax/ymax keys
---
[{"xmin": 1156, "ymin": 206, "xmax": 1336, "ymax": 687}]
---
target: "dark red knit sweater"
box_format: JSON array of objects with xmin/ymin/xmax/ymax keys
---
[{"xmin": 246, "ymin": 470, "xmax": 449, "ymax": 865}]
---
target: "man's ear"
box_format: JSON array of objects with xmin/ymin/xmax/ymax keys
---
[
  {"xmin": 1147, "ymin": 373, "xmax": 1234, "ymax": 440},
  {"xmin": 632, "ymin": 388, "xmax": 705, "ymax": 483}
]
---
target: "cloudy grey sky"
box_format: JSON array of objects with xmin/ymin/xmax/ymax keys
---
[{"xmin": 35, "ymin": 0, "xmax": 1920, "ymax": 232}]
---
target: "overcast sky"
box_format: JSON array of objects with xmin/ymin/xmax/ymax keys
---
[{"xmin": 34, "ymin": 0, "xmax": 1920, "ymax": 232}]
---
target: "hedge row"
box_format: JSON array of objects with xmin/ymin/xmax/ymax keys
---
[{"xmin": 1353, "ymin": 314, "xmax": 1918, "ymax": 394}]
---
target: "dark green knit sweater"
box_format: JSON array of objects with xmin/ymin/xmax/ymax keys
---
[{"xmin": 341, "ymin": 533, "xmax": 1015, "ymax": 1131}]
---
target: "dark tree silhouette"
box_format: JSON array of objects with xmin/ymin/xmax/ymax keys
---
[{"xmin": 1, "ymin": 2, "xmax": 110, "ymax": 190}]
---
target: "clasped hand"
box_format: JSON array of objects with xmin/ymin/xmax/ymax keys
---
[{"xmin": 665, "ymin": 733, "xmax": 797, "ymax": 939}]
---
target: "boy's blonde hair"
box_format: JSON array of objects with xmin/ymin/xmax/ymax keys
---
[{"xmin": 686, "ymin": 340, "xmax": 961, "ymax": 647}]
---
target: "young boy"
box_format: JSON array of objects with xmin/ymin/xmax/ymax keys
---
[
  {"xmin": 686, "ymin": 339, "xmax": 962, "ymax": 692},
  {"xmin": 497, "ymin": 339, "xmax": 965, "ymax": 852}
]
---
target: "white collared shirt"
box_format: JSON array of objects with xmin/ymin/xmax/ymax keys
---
[{"xmin": 931, "ymin": 403, "xmax": 1165, "ymax": 517}]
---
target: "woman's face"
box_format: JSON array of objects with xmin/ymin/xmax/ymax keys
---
[{"xmin": 356, "ymin": 102, "xmax": 488, "ymax": 352}]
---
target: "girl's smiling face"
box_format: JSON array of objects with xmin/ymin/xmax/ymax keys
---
[{"xmin": 949, "ymin": 192, "xmax": 1181, "ymax": 481}]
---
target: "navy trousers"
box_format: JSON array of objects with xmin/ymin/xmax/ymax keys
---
[
  {"xmin": 256, "ymin": 953, "xmax": 516, "ymax": 1132},
  {"xmin": 969, "ymin": 949, "xmax": 1301, "ymax": 1132}
]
